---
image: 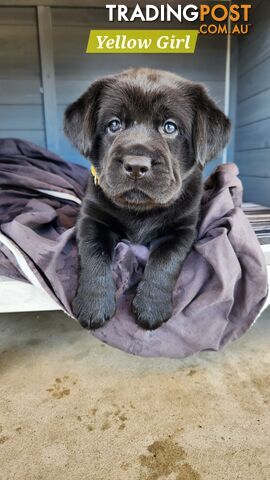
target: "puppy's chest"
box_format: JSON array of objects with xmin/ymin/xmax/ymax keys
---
[
  {"xmin": 122, "ymin": 216, "xmax": 167, "ymax": 245},
  {"xmin": 125, "ymin": 225, "xmax": 151, "ymax": 245}
]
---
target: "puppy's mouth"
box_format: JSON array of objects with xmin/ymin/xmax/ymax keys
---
[{"xmin": 118, "ymin": 189, "xmax": 152, "ymax": 205}]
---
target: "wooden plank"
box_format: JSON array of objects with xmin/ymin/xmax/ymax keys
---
[
  {"xmin": 235, "ymin": 0, "xmax": 270, "ymax": 200},
  {"xmin": 239, "ymin": 34, "xmax": 270, "ymax": 77},
  {"xmin": 0, "ymin": 130, "xmax": 45, "ymax": 146},
  {"xmin": 236, "ymin": 119, "xmax": 270, "ymax": 151},
  {"xmin": 238, "ymin": 56, "xmax": 270, "ymax": 102},
  {"xmin": 238, "ymin": 0, "xmax": 269, "ymax": 48},
  {"xmin": 0, "ymin": 26, "xmax": 40, "ymax": 78},
  {"xmin": 226, "ymin": 36, "xmax": 238, "ymax": 163},
  {"xmin": 241, "ymin": 175, "xmax": 270, "ymax": 206},
  {"xmin": 204, "ymin": 156, "xmax": 223, "ymax": 178},
  {"xmin": 37, "ymin": 6, "xmax": 58, "ymax": 152},
  {"xmin": 0, "ymin": 0, "xmax": 230, "ymax": 7},
  {"xmin": 236, "ymin": 149, "xmax": 270, "ymax": 177},
  {"xmin": 0, "ymin": 79, "xmax": 42, "ymax": 104},
  {"xmin": 0, "ymin": 9, "xmax": 45, "ymax": 150},
  {"xmin": 237, "ymin": 88, "xmax": 270, "ymax": 127},
  {"xmin": 56, "ymin": 78, "xmax": 224, "ymax": 106},
  {"xmin": 52, "ymin": 7, "xmax": 107, "ymax": 26},
  {"xmin": 0, "ymin": 6, "xmax": 36, "ymax": 24},
  {"xmin": 56, "ymin": 80, "xmax": 94, "ymax": 105},
  {"xmin": 51, "ymin": 7, "xmax": 231, "ymax": 30},
  {"xmin": 254, "ymin": 0, "xmax": 265, "ymax": 8},
  {"xmin": 54, "ymin": 54, "xmax": 226, "ymax": 82},
  {"xmin": 0, "ymin": 105, "xmax": 44, "ymax": 129},
  {"xmin": 58, "ymin": 132, "xmax": 89, "ymax": 166},
  {"xmin": 0, "ymin": 277, "xmax": 61, "ymax": 313},
  {"xmin": 239, "ymin": 0, "xmax": 270, "ymax": 75},
  {"xmin": 54, "ymin": 40, "xmax": 226, "ymax": 83},
  {"xmin": 52, "ymin": 7, "xmax": 183, "ymax": 27}
]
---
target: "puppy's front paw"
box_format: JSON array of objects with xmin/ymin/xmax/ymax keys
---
[
  {"xmin": 132, "ymin": 282, "xmax": 173, "ymax": 330},
  {"xmin": 73, "ymin": 285, "xmax": 116, "ymax": 330}
]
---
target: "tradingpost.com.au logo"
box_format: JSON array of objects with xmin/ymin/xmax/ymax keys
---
[
  {"xmin": 86, "ymin": 3, "xmax": 253, "ymax": 54},
  {"xmin": 106, "ymin": 3, "xmax": 252, "ymax": 35}
]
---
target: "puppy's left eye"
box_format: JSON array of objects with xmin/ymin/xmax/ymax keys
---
[
  {"xmin": 108, "ymin": 118, "xmax": 122, "ymax": 133},
  {"xmin": 163, "ymin": 120, "xmax": 178, "ymax": 134}
]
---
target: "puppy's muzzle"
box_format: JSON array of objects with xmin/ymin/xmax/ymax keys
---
[{"xmin": 123, "ymin": 155, "xmax": 151, "ymax": 180}]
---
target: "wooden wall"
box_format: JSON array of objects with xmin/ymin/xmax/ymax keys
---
[
  {"xmin": 52, "ymin": 9, "xmax": 226, "ymax": 172},
  {"xmin": 0, "ymin": 8, "xmax": 45, "ymax": 146},
  {"xmin": 0, "ymin": 5, "xmax": 226, "ymax": 173},
  {"xmin": 235, "ymin": 0, "xmax": 270, "ymax": 205},
  {"xmin": 2, "ymin": 3, "xmax": 269, "ymax": 204}
]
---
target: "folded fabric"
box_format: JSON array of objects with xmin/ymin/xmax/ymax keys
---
[{"xmin": 0, "ymin": 138, "xmax": 268, "ymax": 358}]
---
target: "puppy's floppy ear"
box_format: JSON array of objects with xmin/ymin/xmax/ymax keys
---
[
  {"xmin": 192, "ymin": 84, "xmax": 231, "ymax": 166},
  {"xmin": 64, "ymin": 78, "xmax": 111, "ymax": 157}
]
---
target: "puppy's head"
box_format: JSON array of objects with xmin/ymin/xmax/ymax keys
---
[{"xmin": 64, "ymin": 68, "xmax": 230, "ymax": 210}]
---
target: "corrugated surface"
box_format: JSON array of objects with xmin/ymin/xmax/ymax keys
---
[
  {"xmin": 0, "ymin": 8, "xmax": 45, "ymax": 146},
  {"xmin": 0, "ymin": 5, "xmax": 226, "ymax": 173},
  {"xmin": 235, "ymin": 0, "xmax": 270, "ymax": 206}
]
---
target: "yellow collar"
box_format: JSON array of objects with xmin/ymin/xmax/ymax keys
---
[{"xmin": 90, "ymin": 165, "xmax": 99, "ymax": 186}]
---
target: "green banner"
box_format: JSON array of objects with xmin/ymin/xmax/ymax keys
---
[{"xmin": 86, "ymin": 30, "xmax": 198, "ymax": 54}]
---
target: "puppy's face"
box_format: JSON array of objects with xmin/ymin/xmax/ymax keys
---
[{"xmin": 64, "ymin": 68, "xmax": 230, "ymax": 210}]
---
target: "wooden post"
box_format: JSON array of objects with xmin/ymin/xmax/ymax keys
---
[
  {"xmin": 37, "ymin": 6, "xmax": 58, "ymax": 153},
  {"xmin": 226, "ymin": 36, "xmax": 238, "ymax": 164},
  {"xmin": 222, "ymin": 12, "xmax": 231, "ymax": 164}
]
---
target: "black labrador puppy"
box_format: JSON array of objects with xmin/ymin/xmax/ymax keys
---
[{"xmin": 64, "ymin": 68, "xmax": 230, "ymax": 330}]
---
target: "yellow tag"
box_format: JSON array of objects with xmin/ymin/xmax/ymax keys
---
[{"xmin": 90, "ymin": 165, "xmax": 99, "ymax": 185}]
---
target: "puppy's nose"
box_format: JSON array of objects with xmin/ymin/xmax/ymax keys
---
[{"xmin": 123, "ymin": 156, "xmax": 151, "ymax": 180}]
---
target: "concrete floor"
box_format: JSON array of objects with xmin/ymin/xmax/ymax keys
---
[{"xmin": 0, "ymin": 309, "xmax": 270, "ymax": 480}]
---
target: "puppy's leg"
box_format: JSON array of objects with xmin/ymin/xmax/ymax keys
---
[
  {"xmin": 133, "ymin": 228, "xmax": 196, "ymax": 330},
  {"xmin": 73, "ymin": 217, "xmax": 119, "ymax": 330}
]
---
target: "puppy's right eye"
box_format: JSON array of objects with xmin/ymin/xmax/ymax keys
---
[{"xmin": 108, "ymin": 118, "xmax": 122, "ymax": 133}]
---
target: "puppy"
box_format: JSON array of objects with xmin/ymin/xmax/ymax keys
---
[{"xmin": 64, "ymin": 68, "xmax": 230, "ymax": 330}]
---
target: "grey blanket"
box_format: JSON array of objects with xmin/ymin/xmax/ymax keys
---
[{"xmin": 0, "ymin": 138, "xmax": 268, "ymax": 358}]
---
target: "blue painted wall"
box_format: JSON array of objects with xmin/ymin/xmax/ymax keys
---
[
  {"xmin": 0, "ymin": 8, "xmax": 45, "ymax": 147},
  {"xmin": 2, "ymin": 3, "xmax": 269, "ymax": 206},
  {"xmin": 0, "ymin": 6, "xmax": 226, "ymax": 174},
  {"xmin": 235, "ymin": 0, "xmax": 270, "ymax": 206}
]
